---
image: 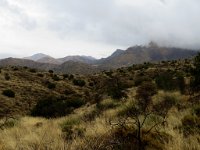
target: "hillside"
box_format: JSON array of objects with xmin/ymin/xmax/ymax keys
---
[{"xmin": 0, "ymin": 56, "xmax": 200, "ymax": 150}]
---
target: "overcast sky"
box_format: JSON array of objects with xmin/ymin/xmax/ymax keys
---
[{"xmin": 0, "ymin": 0, "xmax": 200, "ymax": 58}]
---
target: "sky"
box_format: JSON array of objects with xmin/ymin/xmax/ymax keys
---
[{"xmin": 0, "ymin": 0, "xmax": 200, "ymax": 59}]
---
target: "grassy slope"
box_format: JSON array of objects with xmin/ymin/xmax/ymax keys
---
[{"xmin": 0, "ymin": 59, "xmax": 200, "ymax": 150}]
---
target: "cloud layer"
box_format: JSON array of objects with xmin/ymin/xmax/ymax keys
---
[{"xmin": 0, "ymin": 0, "xmax": 200, "ymax": 58}]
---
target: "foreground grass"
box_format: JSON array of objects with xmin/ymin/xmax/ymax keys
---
[{"xmin": 0, "ymin": 91, "xmax": 200, "ymax": 150}]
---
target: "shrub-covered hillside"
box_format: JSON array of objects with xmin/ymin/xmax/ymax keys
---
[{"xmin": 0, "ymin": 56, "xmax": 200, "ymax": 150}]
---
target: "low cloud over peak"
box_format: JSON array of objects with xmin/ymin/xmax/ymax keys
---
[{"xmin": 0, "ymin": 0, "xmax": 200, "ymax": 58}]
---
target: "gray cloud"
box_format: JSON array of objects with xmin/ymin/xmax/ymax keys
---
[{"xmin": 0, "ymin": 0, "xmax": 200, "ymax": 58}]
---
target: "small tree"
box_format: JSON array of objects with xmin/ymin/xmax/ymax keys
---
[
  {"xmin": 4, "ymin": 73, "xmax": 10, "ymax": 80},
  {"xmin": 190, "ymin": 53, "xmax": 200, "ymax": 92},
  {"xmin": 111, "ymin": 82, "xmax": 173, "ymax": 150}
]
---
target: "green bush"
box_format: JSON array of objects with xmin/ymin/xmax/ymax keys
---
[
  {"xmin": 73, "ymin": 79, "xmax": 86, "ymax": 87},
  {"xmin": 37, "ymin": 73, "xmax": 44, "ymax": 77},
  {"xmin": 63, "ymin": 74, "xmax": 69, "ymax": 79},
  {"xmin": 29, "ymin": 68, "xmax": 37, "ymax": 73},
  {"xmin": 61, "ymin": 117, "xmax": 85, "ymax": 140},
  {"xmin": 134, "ymin": 76, "xmax": 152, "ymax": 86},
  {"xmin": 193, "ymin": 105, "xmax": 200, "ymax": 117},
  {"xmin": 181, "ymin": 115, "xmax": 200, "ymax": 136},
  {"xmin": 2, "ymin": 89, "xmax": 15, "ymax": 98},
  {"xmin": 52, "ymin": 75, "xmax": 60, "ymax": 81},
  {"xmin": 4, "ymin": 73, "xmax": 10, "ymax": 80},
  {"xmin": 48, "ymin": 70, "xmax": 54, "ymax": 74},
  {"xmin": 106, "ymin": 78, "xmax": 127, "ymax": 100},
  {"xmin": 31, "ymin": 96, "xmax": 85, "ymax": 118},
  {"xmin": 69, "ymin": 74, "xmax": 74, "ymax": 80},
  {"xmin": 46, "ymin": 81, "xmax": 56, "ymax": 89}
]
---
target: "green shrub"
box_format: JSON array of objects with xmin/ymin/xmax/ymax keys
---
[
  {"xmin": 106, "ymin": 78, "xmax": 127, "ymax": 100},
  {"xmin": 73, "ymin": 79, "xmax": 86, "ymax": 87},
  {"xmin": 134, "ymin": 76, "xmax": 152, "ymax": 86},
  {"xmin": 29, "ymin": 68, "xmax": 37, "ymax": 73},
  {"xmin": 61, "ymin": 117, "xmax": 85, "ymax": 140},
  {"xmin": 193, "ymin": 105, "xmax": 200, "ymax": 117},
  {"xmin": 52, "ymin": 75, "xmax": 60, "ymax": 81},
  {"xmin": 2, "ymin": 89, "xmax": 15, "ymax": 98},
  {"xmin": 49, "ymin": 70, "xmax": 54, "ymax": 74},
  {"xmin": 181, "ymin": 115, "xmax": 200, "ymax": 136},
  {"xmin": 46, "ymin": 81, "xmax": 56, "ymax": 89},
  {"xmin": 69, "ymin": 74, "xmax": 74, "ymax": 80},
  {"xmin": 63, "ymin": 74, "xmax": 69, "ymax": 79},
  {"xmin": 31, "ymin": 96, "xmax": 85, "ymax": 118},
  {"xmin": 97, "ymin": 99, "xmax": 118, "ymax": 111},
  {"xmin": 37, "ymin": 73, "xmax": 44, "ymax": 77},
  {"xmin": 4, "ymin": 73, "xmax": 10, "ymax": 80},
  {"xmin": 155, "ymin": 71, "xmax": 185, "ymax": 92}
]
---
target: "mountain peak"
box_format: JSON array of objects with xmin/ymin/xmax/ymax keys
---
[{"xmin": 24, "ymin": 53, "xmax": 50, "ymax": 61}]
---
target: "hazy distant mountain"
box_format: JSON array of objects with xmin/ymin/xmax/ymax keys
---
[
  {"xmin": 0, "ymin": 57, "xmax": 57, "ymax": 70},
  {"xmin": 58, "ymin": 55, "xmax": 97, "ymax": 64},
  {"xmin": 24, "ymin": 53, "xmax": 50, "ymax": 61},
  {"xmin": 37, "ymin": 56, "xmax": 61, "ymax": 64},
  {"xmin": 55, "ymin": 61, "xmax": 98, "ymax": 74}
]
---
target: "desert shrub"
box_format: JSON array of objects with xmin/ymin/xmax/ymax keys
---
[
  {"xmin": 37, "ymin": 73, "xmax": 44, "ymax": 77},
  {"xmin": 4, "ymin": 73, "xmax": 10, "ymax": 80},
  {"xmin": 181, "ymin": 115, "xmax": 200, "ymax": 136},
  {"xmin": 155, "ymin": 72, "xmax": 176, "ymax": 91},
  {"xmin": 193, "ymin": 105, "xmax": 200, "ymax": 117},
  {"xmin": 29, "ymin": 68, "xmax": 37, "ymax": 73},
  {"xmin": 31, "ymin": 96, "xmax": 85, "ymax": 118},
  {"xmin": 134, "ymin": 76, "xmax": 152, "ymax": 86},
  {"xmin": 61, "ymin": 117, "xmax": 85, "ymax": 140},
  {"xmin": 136, "ymin": 82, "xmax": 157, "ymax": 111},
  {"xmin": 110, "ymin": 125, "xmax": 170, "ymax": 150},
  {"xmin": 82, "ymin": 109, "xmax": 100, "ymax": 122},
  {"xmin": 64, "ymin": 88, "xmax": 75, "ymax": 95},
  {"xmin": 63, "ymin": 74, "xmax": 69, "ymax": 79},
  {"xmin": 105, "ymin": 71, "xmax": 113, "ymax": 77},
  {"xmin": 0, "ymin": 118, "xmax": 17, "ymax": 130},
  {"xmin": 73, "ymin": 79, "xmax": 86, "ymax": 87},
  {"xmin": 155, "ymin": 71, "xmax": 185, "ymax": 92},
  {"xmin": 48, "ymin": 70, "xmax": 54, "ymax": 74},
  {"xmin": 113, "ymin": 82, "xmax": 171, "ymax": 150},
  {"xmin": 97, "ymin": 99, "xmax": 118, "ymax": 111},
  {"xmin": 46, "ymin": 81, "xmax": 56, "ymax": 89},
  {"xmin": 52, "ymin": 74, "xmax": 60, "ymax": 81},
  {"xmin": 2, "ymin": 89, "xmax": 15, "ymax": 98},
  {"xmin": 89, "ymin": 82, "xmax": 94, "ymax": 87},
  {"xmin": 153, "ymin": 95, "xmax": 178, "ymax": 117},
  {"xmin": 106, "ymin": 78, "xmax": 127, "ymax": 100},
  {"xmin": 190, "ymin": 53, "xmax": 200, "ymax": 92},
  {"xmin": 12, "ymin": 67, "xmax": 19, "ymax": 71}
]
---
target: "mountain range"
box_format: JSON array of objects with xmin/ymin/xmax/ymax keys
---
[{"xmin": 0, "ymin": 44, "xmax": 198, "ymax": 74}]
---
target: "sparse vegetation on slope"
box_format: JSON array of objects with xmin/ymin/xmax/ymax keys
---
[{"xmin": 0, "ymin": 54, "xmax": 200, "ymax": 150}]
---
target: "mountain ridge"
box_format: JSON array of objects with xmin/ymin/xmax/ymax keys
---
[{"xmin": 0, "ymin": 45, "xmax": 198, "ymax": 74}]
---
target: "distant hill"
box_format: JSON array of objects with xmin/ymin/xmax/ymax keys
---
[
  {"xmin": 54, "ymin": 61, "xmax": 99, "ymax": 74},
  {"xmin": 58, "ymin": 55, "xmax": 97, "ymax": 64},
  {"xmin": 0, "ymin": 58, "xmax": 57, "ymax": 71},
  {"xmin": 37, "ymin": 56, "xmax": 61, "ymax": 64}
]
